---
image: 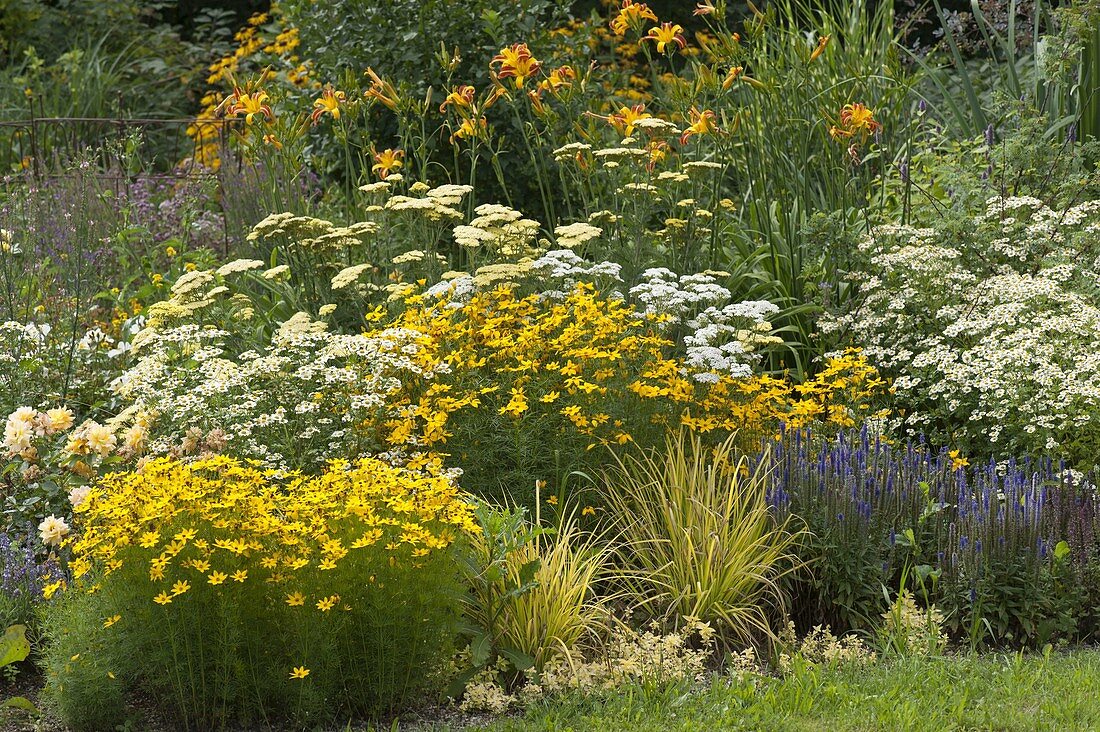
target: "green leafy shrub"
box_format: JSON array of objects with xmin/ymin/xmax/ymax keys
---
[
  {"xmin": 282, "ymin": 0, "xmax": 568, "ymax": 94},
  {"xmin": 457, "ymin": 504, "xmax": 612, "ymax": 687}
]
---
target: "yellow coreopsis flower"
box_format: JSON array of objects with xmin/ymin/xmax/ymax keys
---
[
  {"xmin": 290, "ymin": 666, "xmax": 310, "ymax": 679},
  {"xmin": 499, "ymin": 387, "xmax": 528, "ymax": 418}
]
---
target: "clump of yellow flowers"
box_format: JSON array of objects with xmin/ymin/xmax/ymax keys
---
[
  {"xmin": 68, "ymin": 455, "xmax": 475, "ymax": 594},
  {"xmin": 45, "ymin": 455, "xmax": 473, "ymax": 727},
  {"xmin": 384, "ymin": 283, "xmax": 889, "ymax": 503}
]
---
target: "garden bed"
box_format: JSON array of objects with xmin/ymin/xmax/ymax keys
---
[{"xmin": 3, "ymin": 0, "xmax": 1100, "ymax": 730}]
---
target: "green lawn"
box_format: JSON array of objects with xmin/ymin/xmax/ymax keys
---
[{"xmin": 459, "ymin": 651, "xmax": 1100, "ymax": 732}]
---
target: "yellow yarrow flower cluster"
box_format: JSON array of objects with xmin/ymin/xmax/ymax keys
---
[{"xmin": 65, "ymin": 456, "xmax": 476, "ymax": 608}]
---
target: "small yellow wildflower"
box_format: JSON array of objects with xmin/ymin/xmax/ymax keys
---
[{"xmin": 499, "ymin": 387, "xmax": 528, "ymax": 418}]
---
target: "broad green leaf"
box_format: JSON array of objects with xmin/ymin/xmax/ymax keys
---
[
  {"xmin": 469, "ymin": 632, "xmax": 491, "ymax": 667},
  {"xmin": 1, "ymin": 696, "xmax": 39, "ymax": 715},
  {"xmin": 0, "ymin": 625, "xmax": 31, "ymax": 668},
  {"xmin": 499, "ymin": 647, "xmax": 535, "ymax": 672}
]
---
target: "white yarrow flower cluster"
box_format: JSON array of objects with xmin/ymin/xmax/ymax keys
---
[
  {"xmin": 831, "ymin": 196, "xmax": 1100, "ymax": 457},
  {"xmin": 630, "ymin": 269, "xmax": 779, "ymax": 380}
]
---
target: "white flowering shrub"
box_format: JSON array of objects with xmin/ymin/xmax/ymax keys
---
[
  {"xmin": 0, "ymin": 318, "xmax": 140, "ymax": 419},
  {"xmin": 119, "ymin": 319, "xmax": 447, "ymax": 470},
  {"xmin": 826, "ymin": 196, "xmax": 1100, "ymax": 463}
]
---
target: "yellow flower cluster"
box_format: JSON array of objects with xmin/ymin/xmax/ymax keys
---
[
  {"xmin": 383, "ymin": 283, "xmax": 666, "ymax": 448},
  {"xmin": 65, "ymin": 456, "xmax": 476, "ymax": 608},
  {"xmin": 732, "ymin": 348, "xmax": 891, "ymax": 435},
  {"xmin": 379, "ymin": 285, "xmax": 889, "ymax": 451},
  {"xmin": 187, "ymin": 9, "xmax": 312, "ymax": 167}
]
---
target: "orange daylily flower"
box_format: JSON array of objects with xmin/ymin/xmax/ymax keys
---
[
  {"xmin": 310, "ymin": 86, "xmax": 347, "ymax": 123},
  {"xmin": 583, "ymin": 104, "xmax": 649, "ymax": 137},
  {"xmin": 646, "ymin": 22, "xmax": 686, "ymax": 54},
  {"xmin": 528, "ymin": 89, "xmax": 547, "ymax": 115},
  {"xmin": 451, "ymin": 116, "xmax": 488, "ymax": 143},
  {"xmin": 364, "ymin": 67, "xmax": 400, "ymax": 111},
  {"xmin": 610, "ymin": 0, "xmax": 658, "ymax": 36},
  {"xmin": 721, "ymin": 65, "xmax": 744, "ymax": 90},
  {"xmin": 440, "ymin": 85, "xmax": 475, "ymax": 114},
  {"xmin": 694, "ymin": 1, "xmax": 717, "ymax": 15},
  {"xmin": 608, "ymin": 104, "xmax": 652, "ymax": 136},
  {"xmin": 490, "ymin": 43, "xmax": 542, "ymax": 88},
  {"xmin": 538, "ymin": 65, "xmax": 576, "ymax": 95},
  {"xmin": 810, "ymin": 34, "xmax": 830, "ymax": 62},
  {"xmin": 680, "ymin": 107, "xmax": 718, "ymax": 144},
  {"xmin": 829, "ymin": 103, "xmax": 881, "ymax": 142},
  {"xmin": 646, "ymin": 139, "xmax": 670, "ymax": 170},
  {"xmin": 227, "ymin": 88, "xmax": 273, "ymax": 124},
  {"xmin": 371, "ymin": 148, "xmax": 404, "ymax": 179}
]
